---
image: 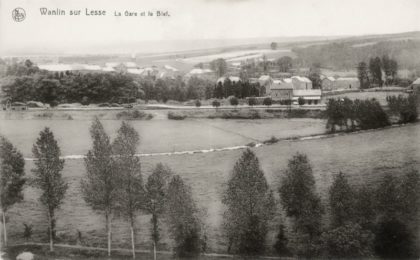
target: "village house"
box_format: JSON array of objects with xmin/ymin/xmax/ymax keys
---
[
  {"xmin": 267, "ymin": 76, "xmax": 322, "ymax": 104},
  {"xmin": 321, "ymin": 76, "xmax": 336, "ymax": 91},
  {"xmin": 270, "ymin": 79, "xmax": 293, "ymax": 101},
  {"xmin": 411, "ymin": 78, "xmax": 420, "ymax": 92},
  {"xmin": 291, "ymin": 76, "xmax": 312, "ymax": 90},
  {"xmin": 333, "ymin": 77, "xmax": 360, "ymax": 90},
  {"xmin": 258, "ymin": 75, "xmax": 273, "ymax": 94},
  {"xmin": 292, "ymin": 89, "xmax": 322, "ymax": 105}
]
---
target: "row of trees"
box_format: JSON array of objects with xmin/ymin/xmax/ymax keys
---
[
  {"xmin": 357, "ymin": 55, "xmax": 399, "ymax": 88},
  {"xmin": 213, "ymin": 79, "xmax": 263, "ymax": 99},
  {"xmin": 0, "ymin": 121, "xmax": 204, "ymax": 258},
  {"xmin": 325, "ymin": 97, "xmax": 391, "ymax": 132},
  {"xmin": 1, "ymin": 132, "xmax": 419, "ymax": 258},
  {"xmin": 223, "ymin": 150, "xmax": 420, "ymax": 258},
  {"xmin": 386, "ymin": 94, "xmax": 418, "ymax": 123},
  {"xmin": 82, "ymin": 118, "xmax": 205, "ymax": 258},
  {"xmin": 2, "ymin": 61, "xmax": 141, "ymax": 105},
  {"xmin": 3, "ymin": 60, "xmax": 268, "ymax": 105},
  {"xmin": 325, "ymin": 94, "xmax": 418, "ymax": 132}
]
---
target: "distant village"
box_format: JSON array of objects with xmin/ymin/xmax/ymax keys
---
[
  {"xmin": 20, "ymin": 59, "xmax": 360, "ymax": 105},
  {"xmin": 1, "ymin": 50, "xmax": 419, "ymax": 110}
]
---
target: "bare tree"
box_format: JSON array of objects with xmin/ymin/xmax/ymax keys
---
[
  {"xmin": 32, "ymin": 128, "xmax": 67, "ymax": 252},
  {"xmin": 81, "ymin": 118, "xmax": 117, "ymax": 257}
]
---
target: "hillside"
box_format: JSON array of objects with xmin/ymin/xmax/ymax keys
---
[{"xmin": 291, "ymin": 31, "xmax": 420, "ymax": 71}]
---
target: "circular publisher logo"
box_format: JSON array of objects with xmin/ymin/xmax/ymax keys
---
[{"xmin": 12, "ymin": 8, "xmax": 26, "ymax": 22}]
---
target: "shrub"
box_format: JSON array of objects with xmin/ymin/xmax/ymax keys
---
[
  {"xmin": 195, "ymin": 100, "xmax": 201, "ymax": 108},
  {"xmin": 374, "ymin": 219, "xmax": 416, "ymax": 258},
  {"xmin": 50, "ymin": 100, "xmax": 59, "ymax": 107},
  {"xmin": 247, "ymin": 97, "xmax": 257, "ymax": 106},
  {"xmin": 320, "ymin": 223, "xmax": 374, "ymax": 258},
  {"xmin": 263, "ymin": 97, "xmax": 272, "ymax": 106},
  {"xmin": 81, "ymin": 96, "xmax": 90, "ymax": 106},
  {"xmin": 166, "ymin": 100, "xmax": 181, "ymax": 106},
  {"xmin": 212, "ymin": 100, "xmax": 221, "ymax": 109},
  {"xmin": 168, "ymin": 111, "xmax": 187, "ymax": 120},
  {"xmin": 23, "ymin": 223, "xmax": 33, "ymax": 241},
  {"xmin": 229, "ymin": 96, "xmax": 239, "ymax": 106},
  {"xmin": 98, "ymin": 103, "xmax": 110, "ymax": 107},
  {"xmin": 263, "ymin": 136, "xmax": 279, "ymax": 145},
  {"xmin": 354, "ymin": 99, "xmax": 390, "ymax": 129},
  {"xmin": 386, "ymin": 94, "xmax": 418, "ymax": 123},
  {"xmin": 298, "ymin": 97, "xmax": 305, "ymax": 106},
  {"xmin": 116, "ymin": 110, "xmax": 153, "ymax": 120}
]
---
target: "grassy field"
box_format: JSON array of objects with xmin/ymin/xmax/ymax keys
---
[
  {"xmin": 3, "ymin": 120, "xmax": 420, "ymax": 254},
  {"xmin": 0, "ymin": 118, "xmax": 326, "ymax": 157}
]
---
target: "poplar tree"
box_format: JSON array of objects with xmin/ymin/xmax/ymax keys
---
[
  {"xmin": 222, "ymin": 149, "xmax": 275, "ymax": 255},
  {"xmin": 166, "ymin": 175, "xmax": 203, "ymax": 257},
  {"xmin": 81, "ymin": 118, "xmax": 116, "ymax": 256},
  {"xmin": 329, "ymin": 172, "xmax": 356, "ymax": 227},
  {"xmin": 32, "ymin": 128, "xmax": 67, "ymax": 252},
  {"xmin": 357, "ymin": 61, "xmax": 370, "ymax": 89},
  {"xmin": 145, "ymin": 163, "xmax": 172, "ymax": 260},
  {"xmin": 0, "ymin": 136, "xmax": 25, "ymax": 246},
  {"xmin": 113, "ymin": 121, "xmax": 144, "ymax": 259},
  {"xmin": 279, "ymin": 153, "xmax": 323, "ymax": 254}
]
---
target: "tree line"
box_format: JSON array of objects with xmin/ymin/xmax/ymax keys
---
[
  {"xmin": 0, "ymin": 120, "xmax": 204, "ymax": 258},
  {"xmin": 325, "ymin": 95, "xmax": 418, "ymax": 132},
  {"xmin": 2, "ymin": 60, "xmax": 268, "ymax": 105},
  {"xmin": 2, "ymin": 62, "xmax": 141, "ymax": 106},
  {"xmin": 1, "ymin": 124, "xmax": 419, "ymax": 258},
  {"xmin": 357, "ymin": 55, "xmax": 399, "ymax": 88}
]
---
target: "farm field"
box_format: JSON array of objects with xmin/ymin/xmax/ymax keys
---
[
  {"xmin": 179, "ymin": 49, "xmax": 292, "ymax": 64},
  {"xmin": 3, "ymin": 120, "xmax": 420, "ymax": 254},
  {"xmin": 0, "ymin": 118, "xmax": 326, "ymax": 158}
]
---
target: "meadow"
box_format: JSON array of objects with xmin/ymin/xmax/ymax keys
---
[
  {"xmin": 0, "ymin": 118, "xmax": 325, "ymax": 158},
  {"xmin": 2, "ymin": 116, "xmax": 420, "ymax": 254}
]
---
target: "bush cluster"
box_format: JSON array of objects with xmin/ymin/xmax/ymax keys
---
[{"xmin": 326, "ymin": 98, "xmax": 390, "ymax": 132}]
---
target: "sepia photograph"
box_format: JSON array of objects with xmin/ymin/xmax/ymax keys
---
[{"xmin": 0, "ymin": 0, "xmax": 420, "ymax": 259}]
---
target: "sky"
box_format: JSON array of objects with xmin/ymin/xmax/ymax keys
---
[{"xmin": 0, "ymin": 0, "xmax": 419, "ymax": 55}]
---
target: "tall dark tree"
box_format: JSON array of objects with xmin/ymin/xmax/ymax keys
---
[
  {"xmin": 0, "ymin": 137, "xmax": 25, "ymax": 246},
  {"xmin": 353, "ymin": 186, "xmax": 376, "ymax": 230},
  {"xmin": 166, "ymin": 175, "xmax": 203, "ymax": 257},
  {"xmin": 32, "ymin": 128, "xmax": 67, "ymax": 252},
  {"xmin": 81, "ymin": 118, "xmax": 117, "ymax": 256},
  {"xmin": 277, "ymin": 56, "xmax": 293, "ymax": 72},
  {"xmin": 145, "ymin": 163, "xmax": 172, "ymax": 260},
  {"xmin": 308, "ymin": 63, "xmax": 322, "ymax": 89},
  {"xmin": 210, "ymin": 58, "xmax": 228, "ymax": 78},
  {"xmin": 222, "ymin": 149, "xmax": 275, "ymax": 255},
  {"xmin": 279, "ymin": 153, "xmax": 323, "ymax": 255},
  {"xmin": 369, "ymin": 57, "xmax": 383, "ymax": 87},
  {"xmin": 329, "ymin": 172, "xmax": 356, "ymax": 227},
  {"xmin": 357, "ymin": 61, "xmax": 370, "ymax": 89},
  {"xmin": 113, "ymin": 122, "xmax": 144, "ymax": 259},
  {"xmin": 270, "ymin": 42, "xmax": 278, "ymax": 50}
]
